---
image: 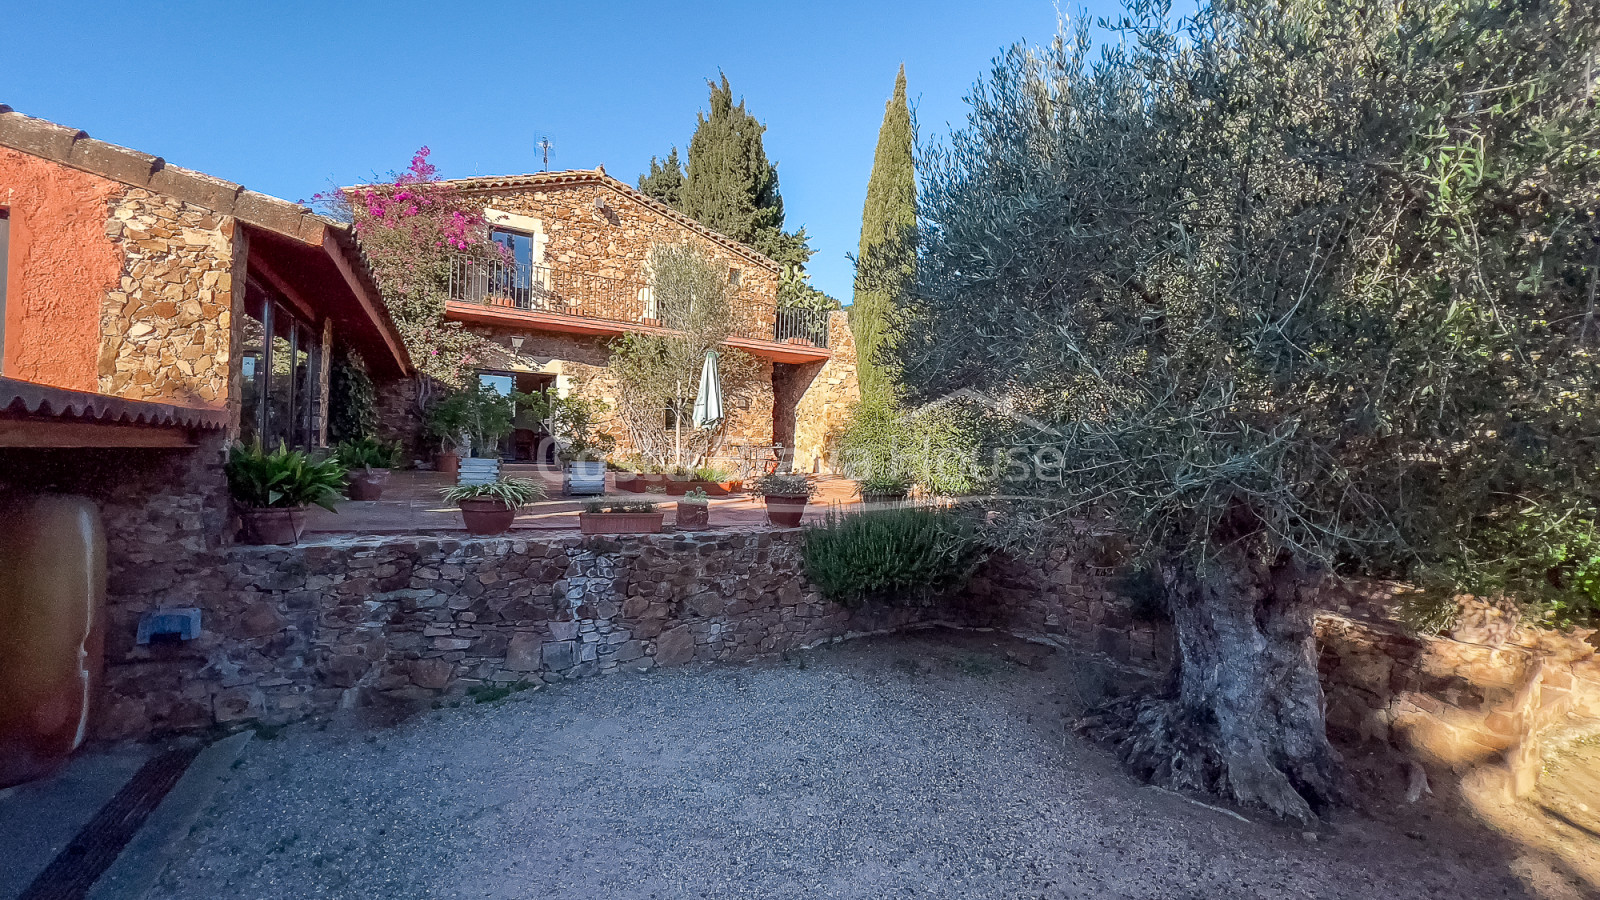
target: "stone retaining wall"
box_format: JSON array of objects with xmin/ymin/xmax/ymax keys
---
[
  {"xmin": 95, "ymin": 529, "xmax": 932, "ymax": 740},
  {"xmin": 1315, "ymin": 586, "xmax": 1600, "ymax": 797}
]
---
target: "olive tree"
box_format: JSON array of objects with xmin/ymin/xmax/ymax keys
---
[
  {"xmin": 903, "ymin": 0, "xmax": 1600, "ymax": 821},
  {"xmin": 610, "ymin": 243, "xmax": 759, "ymax": 469}
]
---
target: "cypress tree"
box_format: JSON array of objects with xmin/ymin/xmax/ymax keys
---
[
  {"xmin": 851, "ymin": 65, "xmax": 916, "ymax": 402},
  {"xmin": 679, "ymin": 75, "xmax": 788, "ymax": 250},
  {"xmin": 637, "ymin": 147, "xmax": 686, "ymax": 209}
]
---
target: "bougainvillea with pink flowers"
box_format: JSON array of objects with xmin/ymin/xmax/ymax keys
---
[{"xmin": 315, "ymin": 148, "xmax": 503, "ymax": 386}]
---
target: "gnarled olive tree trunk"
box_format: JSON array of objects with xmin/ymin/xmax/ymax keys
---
[{"xmin": 1096, "ymin": 550, "xmax": 1340, "ymax": 823}]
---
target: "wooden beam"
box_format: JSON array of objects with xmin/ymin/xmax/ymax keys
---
[
  {"xmin": 0, "ymin": 418, "xmax": 196, "ymax": 448},
  {"xmin": 246, "ymin": 252, "xmax": 320, "ymax": 323},
  {"xmin": 322, "ymin": 230, "xmax": 411, "ymax": 377}
]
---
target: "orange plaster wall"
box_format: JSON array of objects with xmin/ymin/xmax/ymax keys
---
[{"xmin": 0, "ymin": 149, "xmax": 126, "ymax": 392}]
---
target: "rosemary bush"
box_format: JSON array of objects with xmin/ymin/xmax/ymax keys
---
[{"xmin": 803, "ymin": 506, "xmax": 987, "ymax": 607}]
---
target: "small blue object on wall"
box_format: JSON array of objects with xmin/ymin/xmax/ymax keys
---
[{"xmin": 136, "ymin": 608, "xmax": 202, "ymax": 644}]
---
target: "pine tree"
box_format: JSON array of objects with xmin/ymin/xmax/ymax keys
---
[
  {"xmin": 637, "ymin": 147, "xmax": 686, "ymax": 209},
  {"xmin": 851, "ymin": 65, "xmax": 916, "ymax": 403}
]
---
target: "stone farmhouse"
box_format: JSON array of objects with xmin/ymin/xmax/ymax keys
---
[{"xmin": 386, "ymin": 167, "xmax": 859, "ymax": 475}]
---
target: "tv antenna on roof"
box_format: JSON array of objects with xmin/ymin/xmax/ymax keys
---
[{"xmin": 534, "ymin": 135, "xmax": 554, "ymax": 172}]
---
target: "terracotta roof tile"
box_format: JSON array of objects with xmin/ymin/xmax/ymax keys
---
[{"xmin": 0, "ymin": 376, "xmax": 229, "ymax": 430}]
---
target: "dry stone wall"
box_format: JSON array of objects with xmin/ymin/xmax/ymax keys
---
[{"xmin": 93, "ymin": 530, "xmax": 934, "ymax": 740}]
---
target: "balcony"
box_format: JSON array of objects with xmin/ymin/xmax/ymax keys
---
[{"xmin": 445, "ymin": 258, "xmax": 831, "ymax": 363}]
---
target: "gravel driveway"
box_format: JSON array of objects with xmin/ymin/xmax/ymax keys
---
[{"xmin": 159, "ymin": 630, "xmax": 1549, "ymax": 899}]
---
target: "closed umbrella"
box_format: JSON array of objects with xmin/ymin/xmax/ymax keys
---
[{"xmin": 692, "ymin": 350, "xmax": 724, "ymax": 428}]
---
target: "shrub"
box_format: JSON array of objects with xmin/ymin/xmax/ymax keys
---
[
  {"xmin": 803, "ymin": 506, "xmax": 988, "ymax": 607},
  {"xmin": 838, "ymin": 397, "xmax": 981, "ymax": 497},
  {"xmin": 226, "ymin": 441, "xmax": 346, "ymax": 511},
  {"xmin": 440, "ymin": 478, "xmax": 546, "ymax": 508},
  {"xmin": 857, "ymin": 472, "xmax": 914, "ymax": 499},
  {"xmin": 1429, "ymin": 503, "xmax": 1600, "ymax": 628},
  {"xmin": 335, "ymin": 436, "xmax": 402, "ymax": 471},
  {"xmin": 751, "ymin": 473, "xmax": 815, "ymax": 498}
]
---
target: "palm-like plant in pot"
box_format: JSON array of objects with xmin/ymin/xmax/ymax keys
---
[
  {"xmin": 751, "ymin": 473, "xmax": 817, "ymax": 527},
  {"xmin": 440, "ymin": 477, "xmax": 546, "ymax": 536},
  {"xmin": 226, "ymin": 441, "xmax": 347, "ymax": 545},
  {"xmin": 335, "ymin": 437, "xmax": 402, "ymax": 500}
]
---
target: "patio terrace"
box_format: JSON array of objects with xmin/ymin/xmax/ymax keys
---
[{"xmin": 304, "ymin": 465, "xmax": 863, "ymax": 535}]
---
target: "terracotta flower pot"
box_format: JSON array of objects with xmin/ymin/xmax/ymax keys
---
[
  {"xmin": 763, "ymin": 495, "xmax": 809, "ymax": 527},
  {"xmin": 613, "ymin": 472, "xmax": 641, "ymax": 493},
  {"xmin": 675, "ymin": 502, "xmax": 710, "ymax": 530},
  {"xmin": 346, "ymin": 468, "xmax": 391, "ymax": 501},
  {"xmin": 435, "ymin": 451, "xmax": 460, "ymax": 478},
  {"xmin": 458, "ymin": 497, "xmax": 517, "ymax": 536},
  {"xmin": 579, "ymin": 511, "xmax": 665, "ymax": 535},
  {"xmin": 239, "ymin": 506, "xmax": 307, "ymax": 545}
]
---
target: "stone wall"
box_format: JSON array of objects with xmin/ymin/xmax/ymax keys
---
[
  {"xmin": 92, "ymin": 530, "xmax": 935, "ymax": 739},
  {"xmin": 780, "ymin": 310, "xmax": 861, "ymax": 474},
  {"xmin": 0, "ymin": 436, "xmax": 232, "ymax": 739},
  {"xmin": 100, "ymin": 189, "xmax": 235, "ymax": 406},
  {"xmin": 1316, "ymin": 586, "xmax": 1600, "ymax": 797},
  {"xmin": 968, "ymin": 551, "xmax": 1600, "ymax": 797},
  {"xmin": 460, "ymin": 175, "xmax": 782, "ymax": 336}
]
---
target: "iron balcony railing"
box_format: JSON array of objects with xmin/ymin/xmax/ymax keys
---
[{"xmin": 448, "ymin": 257, "xmax": 830, "ymax": 350}]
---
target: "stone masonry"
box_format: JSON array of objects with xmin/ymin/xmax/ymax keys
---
[
  {"xmin": 93, "ymin": 529, "xmax": 932, "ymax": 740},
  {"xmin": 99, "ymin": 189, "xmax": 235, "ymax": 405}
]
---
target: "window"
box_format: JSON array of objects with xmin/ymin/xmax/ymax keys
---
[
  {"xmin": 240, "ymin": 280, "xmax": 322, "ymax": 449},
  {"xmin": 0, "ymin": 208, "xmax": 9, "ymax": 373},
  {"xmin": 728, "ymin": 267, "xmax": 742, "ymax": 287}
]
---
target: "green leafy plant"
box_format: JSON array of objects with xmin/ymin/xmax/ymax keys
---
[
  {"xmin": 423, "ymin": 392, "xmax": 471, "ymax": 453},
  {"xmin": 690, "ymin": 465, "xmax": 733, "ymax": 483},
  {"xmin": 226, "ymin": 441, "xmax": 347, "ymax": 512},
  {"xmin": 335, "ymin": 436, "xmax": 402, "ymax": 471},
  {"xmin": 857, "ymin": 472, "xmax": 914, "ymax": 499},
  {"xmin": 550, "ymin": 395, "xmax": 618, "ymax": 463},
  {"xmin": 440, "ymin": 478, "xmax": 546, "ymax": 508},
  {"xmin": 680, "ymin": 488, "xmax": 710, "ymax": 506},
  {"xmin": 584, "ymin": 500, "xmax": 659, "ymax": 514},
  {"xmin": 803, "ymin": 507, "xmax": 987, "ymax": 607},
  {"xmin": 751, "ymin": 473, "xmax": 815, "ymax": 498}
]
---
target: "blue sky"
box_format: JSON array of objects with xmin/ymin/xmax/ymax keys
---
[{"xmin": 2, "ymin": 1, "xmax": 1091, "ymax": 301}]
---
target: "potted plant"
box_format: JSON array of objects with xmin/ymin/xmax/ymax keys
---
[
  {"xmin": 675, "ymin": 488, "xmax": 711, "ymax": 530},
  {"xmin": 552, "ymin": 395, "xmax": 616, "ymax": 496},
  {"xmin": 751, "ymin": 473, "xmax": 817, "ymax": 528},
  {"xmin": 226, "ymin": 440, "xmax": 347, "ymax": 545},
  {"xmin": 579, "ymin": 500, "xmax": 664, "ymax": 535},
  {"xmin": 857, "ymin": 472, "xmax": 914, "ymax": 505},
  {"xmin": 453, "ymin": 379, "xmax": 516, "ymax": 485},
  {"xmin": 335, "ymin": 436, "xmax": 402, "ymax": 500},
  {"xmin": 440, "ymin": 477, "xmax": 546, "ymax": 536},
  {"xmin": 423, "ymin": 392, "xmax": 470, "ymax": 478}
]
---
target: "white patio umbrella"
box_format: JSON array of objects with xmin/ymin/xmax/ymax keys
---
[{"xmin": 692, "ymin": 350, "xmax": 724, "ymax": 428}]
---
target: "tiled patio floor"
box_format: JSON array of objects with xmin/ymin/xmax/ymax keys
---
[{"xmin": 304, "ymin": 465, "xmax": 862, "ymax": 535}]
